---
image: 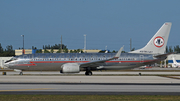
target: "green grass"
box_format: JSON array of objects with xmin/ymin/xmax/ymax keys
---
[{"xmin": 0, "ymin": 95, "xmax": 180, "ymax": 101}]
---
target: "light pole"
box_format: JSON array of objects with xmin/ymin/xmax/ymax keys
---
[
  {"xmin": 84, "ymin": 34, "xmax": 86, "ymax": 53},
  {"xmin": 21, "ymin": 35, "xmax": 24, "ymax": 54}
]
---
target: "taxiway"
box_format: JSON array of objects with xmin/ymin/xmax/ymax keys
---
[{"xmin": 0, "ymin": 71, "xmax": 180, "ymax": 95}]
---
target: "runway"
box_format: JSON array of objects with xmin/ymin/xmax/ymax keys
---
[
  {"xmin": 0, "ymin": 71, "xmax": 180, "ymax": 95},
  {"xmin": 0, "ymin": 83, "xmax": 180, "ymax": 95},
  {"xmin": 0, "ymin": 75, "xmax": 180, "ymax": 83}
]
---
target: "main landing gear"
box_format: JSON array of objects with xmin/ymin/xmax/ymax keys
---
[
  {"xmin": 85, "ymin": 71, "xmax": 92, "ymax": 75},
  {"xmin": 19, "ymin": 72, "xmax": 23, "ymax": 75},
  {"xmin": 85, "ymin": 67, "xmax": 92, "ymax": 76}
]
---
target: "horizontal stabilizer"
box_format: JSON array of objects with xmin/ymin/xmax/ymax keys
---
[{"xmin": 154, "ymin": 52, "xmax": 174, "ymax": 58}]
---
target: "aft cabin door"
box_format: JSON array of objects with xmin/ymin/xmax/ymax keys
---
[{"xmin": 140, "ymin": 55, "xmax": 144, "ymax": 63}]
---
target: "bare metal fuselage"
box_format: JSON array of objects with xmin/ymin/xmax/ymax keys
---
[{"xmin": 6, "ymin": 53, "xmax": 161, "ymax": 71}]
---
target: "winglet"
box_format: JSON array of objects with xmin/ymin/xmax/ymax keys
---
[{"xmin": 114, "ymin": 46, "xmax": 124, "ymax": 58}]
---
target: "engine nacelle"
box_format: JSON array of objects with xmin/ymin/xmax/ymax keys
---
[{"xmin": 60, "ymin": 63, "xmax": 80, "ymax": 73}]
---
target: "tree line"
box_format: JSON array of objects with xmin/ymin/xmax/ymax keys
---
[
  {"xmin": 166, "ymin": 45, "xmax": 180, "ymax": 53},
  {"xmin": 32, "ymin": 44, "xmax": 83, "ymax": 53},
  {"xmin": 1, "ymin": 42, "xmax": 180, "ymax": 56},
  {"xmin": 0, "ymin": 43, "xmax": 15, "ymax": 57},
  {"xmin": 35, "ymin": 44, "xmax": 70, "ymax": 53}
]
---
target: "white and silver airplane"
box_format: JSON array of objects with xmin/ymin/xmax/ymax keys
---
[
  {"xmin": 172, "ymin": 57, "xmax": 180, "ymax": 68},
  {"xmin": 4, "ymin": 22, "xmax": 172, "ymax": 75}
]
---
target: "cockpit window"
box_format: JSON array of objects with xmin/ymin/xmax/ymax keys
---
[{"xmin": 5, "ymin": 57, "xmax": 17, "ymax": 63}]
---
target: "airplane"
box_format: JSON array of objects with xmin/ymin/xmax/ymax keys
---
[
  {"xmin": 4, "ymin": 22, "xmax": 172, "ymax": 75},
  {"xmin": 172, "ymin": 57, "xmax": 180, "ymax": 68}
]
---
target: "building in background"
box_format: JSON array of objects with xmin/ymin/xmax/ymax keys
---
[
  {"xmin": 0, "ymin": 57, "xmax": 12, "ymax": 69},
  {"xmin": 15, "ymin": 49, "xmax": 32, "ymax": 56},
  {"xmin": 167, "ymin": 54, "xmax": 180, "ymax": 65}
]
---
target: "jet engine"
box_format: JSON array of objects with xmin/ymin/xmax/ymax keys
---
[{"xmin": 60, "ymin": 63, "xmax": 80, "ymax": 73}]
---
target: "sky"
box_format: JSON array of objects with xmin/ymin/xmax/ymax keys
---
[{"xmin": 0, "ymin": 0, "xmax": 180, "ymax": 52}]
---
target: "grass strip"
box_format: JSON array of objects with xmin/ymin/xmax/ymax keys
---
[{"xmin": 0, "ymin": 95, "xmax": 180, "ymax": 101}]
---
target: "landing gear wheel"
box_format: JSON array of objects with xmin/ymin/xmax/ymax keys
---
[
  {"xmin": 85, "ymin": 71, "xmax": 92, "ymax": 76},
  {"xmin": 19, "ymin": 72, "xmax": 23, "ymax": 75},
  {"xmin": 88, "ymin": 71, "xmax": 92, "ymax": 75}
]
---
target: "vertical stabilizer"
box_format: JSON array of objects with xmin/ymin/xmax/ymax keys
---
[
  {"xmin": 172, "ymin": 57, "xmax": 178, "ymax": 64},
  {"xmin": 130, "ymin": 22, "xmax": 172, "ymax": 54}
]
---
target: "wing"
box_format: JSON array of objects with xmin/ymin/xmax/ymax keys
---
[{"xmin": 79, "ymin": 46, "xmax": 124, "ymax": 68}]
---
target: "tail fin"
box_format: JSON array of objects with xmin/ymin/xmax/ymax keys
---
[
  {"xmin": 130, "ymin": 22, "xmax": 172, "ymax": 54},
  {"xmin": 172, "ymin": 57, "xmax": 178, "ymax": 64}
]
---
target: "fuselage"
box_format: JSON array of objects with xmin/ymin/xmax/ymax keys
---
[{"xmin": 5, "ymin": 53, "xmax": 162, "ymax": 71}]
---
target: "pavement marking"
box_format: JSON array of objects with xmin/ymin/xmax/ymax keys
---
[{"xmin": 0, "ymin": 88, "xmax": 53, "ymax": 92}]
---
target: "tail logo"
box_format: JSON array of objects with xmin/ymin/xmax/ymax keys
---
[{"xmin": 153, "ymin": 36, "xmax": 164, "ymax": 48}]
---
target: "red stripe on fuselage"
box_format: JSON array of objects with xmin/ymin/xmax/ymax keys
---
[
  {"xmin": 16, "ymin": 62, "xmax": 36, "ymax": 66},
  {"xmin": 106, "ymin": 60, "xmax": 153, "ymax": 63}
]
